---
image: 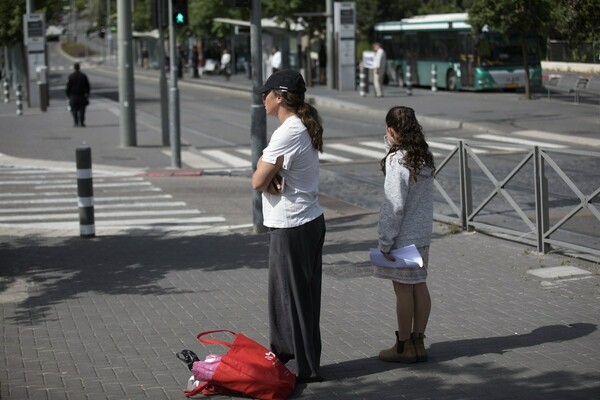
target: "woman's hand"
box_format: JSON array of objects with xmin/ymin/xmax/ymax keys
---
[
  {"xmin": 381, "ymin": 250, "xmax": 396, "ymax": 262},
  {"xmin": 266, "ymin": 175, "xmax": 283, "ymax": 195}
]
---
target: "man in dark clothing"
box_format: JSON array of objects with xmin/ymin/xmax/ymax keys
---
[{"xmin": 66, "ymin": 63, "xmax": 91, "ymax": 127}]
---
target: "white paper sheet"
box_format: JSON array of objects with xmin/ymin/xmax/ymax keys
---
[{"xmin": 369, "ymin": 244, "xmax": 423, "ymax": 268}]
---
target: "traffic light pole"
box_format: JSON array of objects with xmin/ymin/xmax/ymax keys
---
[
  {"xmin": 167, "ymin": 0, "xmax": 182, "ymax": 168},
  {"xmin": 117, "ymin": 0, "xmax": 137, "ymax": 146},
  {"xmin": 250, "ymin": 0, "xmax": 267, "ymax": 233},
  {"xmin": 157, "ymin": 1, "xmax": 169, "ymax": 146}
]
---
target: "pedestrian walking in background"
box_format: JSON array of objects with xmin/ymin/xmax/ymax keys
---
[
  {"xmin": 270, "ymin": 47, "xmax": 282, "ymax": 73},
  {"xmin": 177, "ymin": 45, "xmax": 184, "ymax": 79},
  {"xmin": 192, "ymin": 46, "xmax": 200, "ymax": 78},
  {"xmin": 375, "ymin": 106, "xmax": 435, "ymax": 363},
  {"xmin": 373, "ymin": 42, "xmax": 386, "ymax": 97},
  {"xmin": 65, "ymin": 62, "xmax": 91, "ymax": 127},
  {"xmin": 141, "ymin": 46, "xmax": 149, "ymax": 69},
  {"xmin": 220, "ymin": 48, "xmax": 231, "ymax": 81},
  {"xmin": 252, "ymin": 70, "xmax": 326, "ymax": 383}
]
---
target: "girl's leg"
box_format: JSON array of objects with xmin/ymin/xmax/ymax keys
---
[
  {"xmin": 379, "ymin": 282, "xmax": 417, "ymax": 363},
  {"xmin": 412, "ymin": 282, "xmax": 431, "ymax": 362},
  {"xmin": 413, "ymin": 282, "xmax": 431, "ymax": 334},
  {"xmin": 393, "ymin": 282, "xmax": 414, "ymax": 340}
]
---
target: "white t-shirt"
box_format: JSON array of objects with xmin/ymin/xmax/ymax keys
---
[
  {"xmin": 271, "ymin": 51, "xmax": 282, "ymax": 69},
  {"xmin": 261, "ymin": 115, "xmax": 323, "ymax": 228},
  {"xmin": 221, "ymin": 52, "xmax": 231, "ymax": 66},
  {"xmin": 374, "ymin": 48, "xmax": 386, "ymax": 71}
]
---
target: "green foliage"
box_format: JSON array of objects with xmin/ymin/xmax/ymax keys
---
[
  {"xmin": 356, "ymin": 0, "xmax": 421, "ymax": 43},
  {"xmin": 550, "ymin": 0, "xmax": 600, "ymax": 43},
  {"xmin": 189, "ymin": 0, "xmax": 248, "ymax": 39},
  {"xmin": 417, "ymin": 0, "xmax": 475, "ymax": 15},
  {"xmin": 0, "ymin": 0, "xmax": 73, "ymax": 45},
  {"xmin": 132, "ymin": 0, "xmax": 152, "ymax": 32},
  {"xmin": 468, "ymin": 0, "xmax": 552, "ymax": 36},
  {"xmin": 0, "ymin": 0, "xmax": 25, "ymax": 45}
]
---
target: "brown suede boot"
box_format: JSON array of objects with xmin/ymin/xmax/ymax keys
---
[
  {"xmin": 379, "ymin": 331, "xmax": 417, "ymax": 363},
  {"xmin": 412, "ymin": 332, "xmax": 428, "ymax": 362}
]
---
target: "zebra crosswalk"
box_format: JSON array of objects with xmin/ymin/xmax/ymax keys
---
[
  {"xmin": 0, "ymin": 166, "xmax": 234, "ymax": 236},
  {"xmin": 174, "ymin": 133, "xmax": 574, "ymax": 170}
]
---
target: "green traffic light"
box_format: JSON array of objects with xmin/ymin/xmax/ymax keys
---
[{"xmin": 176, "ymin": 12, "xmax": 185, "ymax": 24}]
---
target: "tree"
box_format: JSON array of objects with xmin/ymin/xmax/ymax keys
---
[
  {"xmin": 469, "ymin": 0, "xmax": 552, "ymax": 99},
  {"xmin": 417, "ymin": 0, "xmax": 474, "ymax": 15},
  {"xmin": 1, "ymin": 0, "xmax": 64, "ymax": 45},
  {"xmin": 549, "ymin": 0, "xmax": 600, "ymax": 44}
]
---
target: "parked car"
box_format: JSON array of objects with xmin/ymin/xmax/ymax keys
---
[{"xmin": 46, "ymin": 25, "xmax": 65, "ymax": 41}]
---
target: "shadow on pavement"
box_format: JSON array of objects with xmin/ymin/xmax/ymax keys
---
[
  {"xmin": 0, "ymin": 232, "xmax": 270, "ymax": 324},
  {"xmin": 311, "ymin": 323, "xmax": 597, "ymax": 399}
]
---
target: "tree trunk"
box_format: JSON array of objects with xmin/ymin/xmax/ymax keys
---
[{"xmin": 520, "ymin": 33, "xmax": 531, "ymax": 99}]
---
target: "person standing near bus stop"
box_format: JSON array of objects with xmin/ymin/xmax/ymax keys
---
[{"xmin": 373, "ymin": 42, "xmax": 386, "ymax": 97}]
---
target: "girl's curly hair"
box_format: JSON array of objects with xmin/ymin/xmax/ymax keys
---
[{"xmin": 380, "ymin": 106, "xmax": 435, "ymax": 178}]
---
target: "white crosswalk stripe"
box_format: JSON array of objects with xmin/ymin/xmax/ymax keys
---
[
  {"xmin": 512, "ymin": 130, "xmax": 600, "ymax": 147},
  {"xmin": 327, "ymin": 143, "xmax": 386, "ymax": 159},
  {"xmin": 0, "ymin": 166, "xmax": 232, "ymax": 235},
  {"xmin": 474, "ymin": 134, "xmax": 568, "ymax": 149},
  {"xmin": 170, "ymin": 133, "xmax": 573, "ymax": 170}
]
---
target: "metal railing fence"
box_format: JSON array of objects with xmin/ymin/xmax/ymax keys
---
[{"xmin": 433, "ymin": 140, "xmax": 600, "ymax": 257}]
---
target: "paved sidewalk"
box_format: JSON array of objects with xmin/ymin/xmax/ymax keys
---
[
  {"xmin": 1, "ymin": 212, "xmax": 599, "ymax": 399},
  {"xmin": 1, "ymin": 64, "xmax": 599, "ymax": 399}
]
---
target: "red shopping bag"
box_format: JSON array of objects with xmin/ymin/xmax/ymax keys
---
[{"xmin": 190, "ymin": 329, "xmax": 296, "ymax": 400}]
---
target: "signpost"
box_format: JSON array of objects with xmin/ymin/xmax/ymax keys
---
[
  {"xmin": 333, "ymin": 1, "xmax": 356, "ymax": 91},
  {"xmin": 23, "ymin": 13, "xmax": 46, "ymax": 107}
]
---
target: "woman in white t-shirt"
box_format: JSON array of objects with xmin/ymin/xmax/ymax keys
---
[{"xmin": 252, "ymin": 69, "xmax": 325, "ymax": 384}]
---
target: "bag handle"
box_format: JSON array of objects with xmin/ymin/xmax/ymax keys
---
[{"xmin": 197, "ymin": 329, "xmax": 236, "ymax": 348}]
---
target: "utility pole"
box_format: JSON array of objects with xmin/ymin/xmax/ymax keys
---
[
  {"xmin": 157, "ymin": 1, "xmax": 169, "ymax": 146},
  {"xmin": 168, "ymin": 0, "xmax": 182, "ymax": 168},
  {"xmin": 326, "ymin": 0, "xmax": 334, "ymax": 90},
  {"xmin": 106, "ymin": 0, "xmax": 112, "ymax": 62},
  {"xmin": 117, "ymin": 0, "xmax": 136, "ymax": 146},
  {"xmin": 250, "ymin": 0, "xmax": 266, "ymax": 233}
]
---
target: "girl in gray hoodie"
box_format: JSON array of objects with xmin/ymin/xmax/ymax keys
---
[{"xmin": 375, "ymin": 106, "xmax": 436, "ymax": 363}]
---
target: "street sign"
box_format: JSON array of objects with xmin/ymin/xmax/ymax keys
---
[{"xmin": 334, "ymin": 2, "xmax": 356, "ymax": 91}]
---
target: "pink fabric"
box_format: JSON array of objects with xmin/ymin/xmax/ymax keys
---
[{"xmin": 191, "ymin": 354, "xmax": 222, "ymax": 382}]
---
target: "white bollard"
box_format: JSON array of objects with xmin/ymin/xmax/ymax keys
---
[
  {"xmin": 406, "ymin": 65, "xmax": 413, "ymax": 96},
  {"xmin": 15, "ymin": 84, "xmax": 22, "ymax": 115},
  {"xmin": 3, "ymin": 80, "xmax": 9, "ymax": 103},
  {"xmin": 431, "ymin": 64, "xmax": 438, "ymax": 92}
]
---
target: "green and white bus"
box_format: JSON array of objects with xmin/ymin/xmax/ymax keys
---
[{"xmin": 374, "ymin": 13, "xmax": 542, "ymax": 91}]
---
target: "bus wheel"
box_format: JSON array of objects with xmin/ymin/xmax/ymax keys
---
[
  {"xmin": 396, "ymin": 67, "xmax": 405, "ymax": 87},
  {"xmin": 447, "ymin": 70, "xmax": 457, "ymax": 91}
]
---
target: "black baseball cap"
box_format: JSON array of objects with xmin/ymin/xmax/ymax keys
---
[{"xmin": 256, "ymin": 69, "xmax": 306, "ymax": 94}]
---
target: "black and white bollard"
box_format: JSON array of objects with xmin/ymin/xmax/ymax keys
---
[
  {"xmin": 406, "ymin": 65, "xmax": 413, "ymax": 96},
  {"xmin": 76, "ymin": 146, "xmax": 95, "ymax": 238},
  {"xmin": 37, "ymin": 65, "xmax": 48, "ymax": 112},
  {"xmin": 15, "ymin": 84, "xmax": 22, "ymax": 115},
  {"xmin": 359, "ymin": 63, "xmax": 369, "ymax": 97},
  {"xmin": 431, "ymin": 64, "xmax": 438, "ymax": 92},
  {"xmin": 3, "ymin": 79, "xmax": 9, "ymax": 103}
]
